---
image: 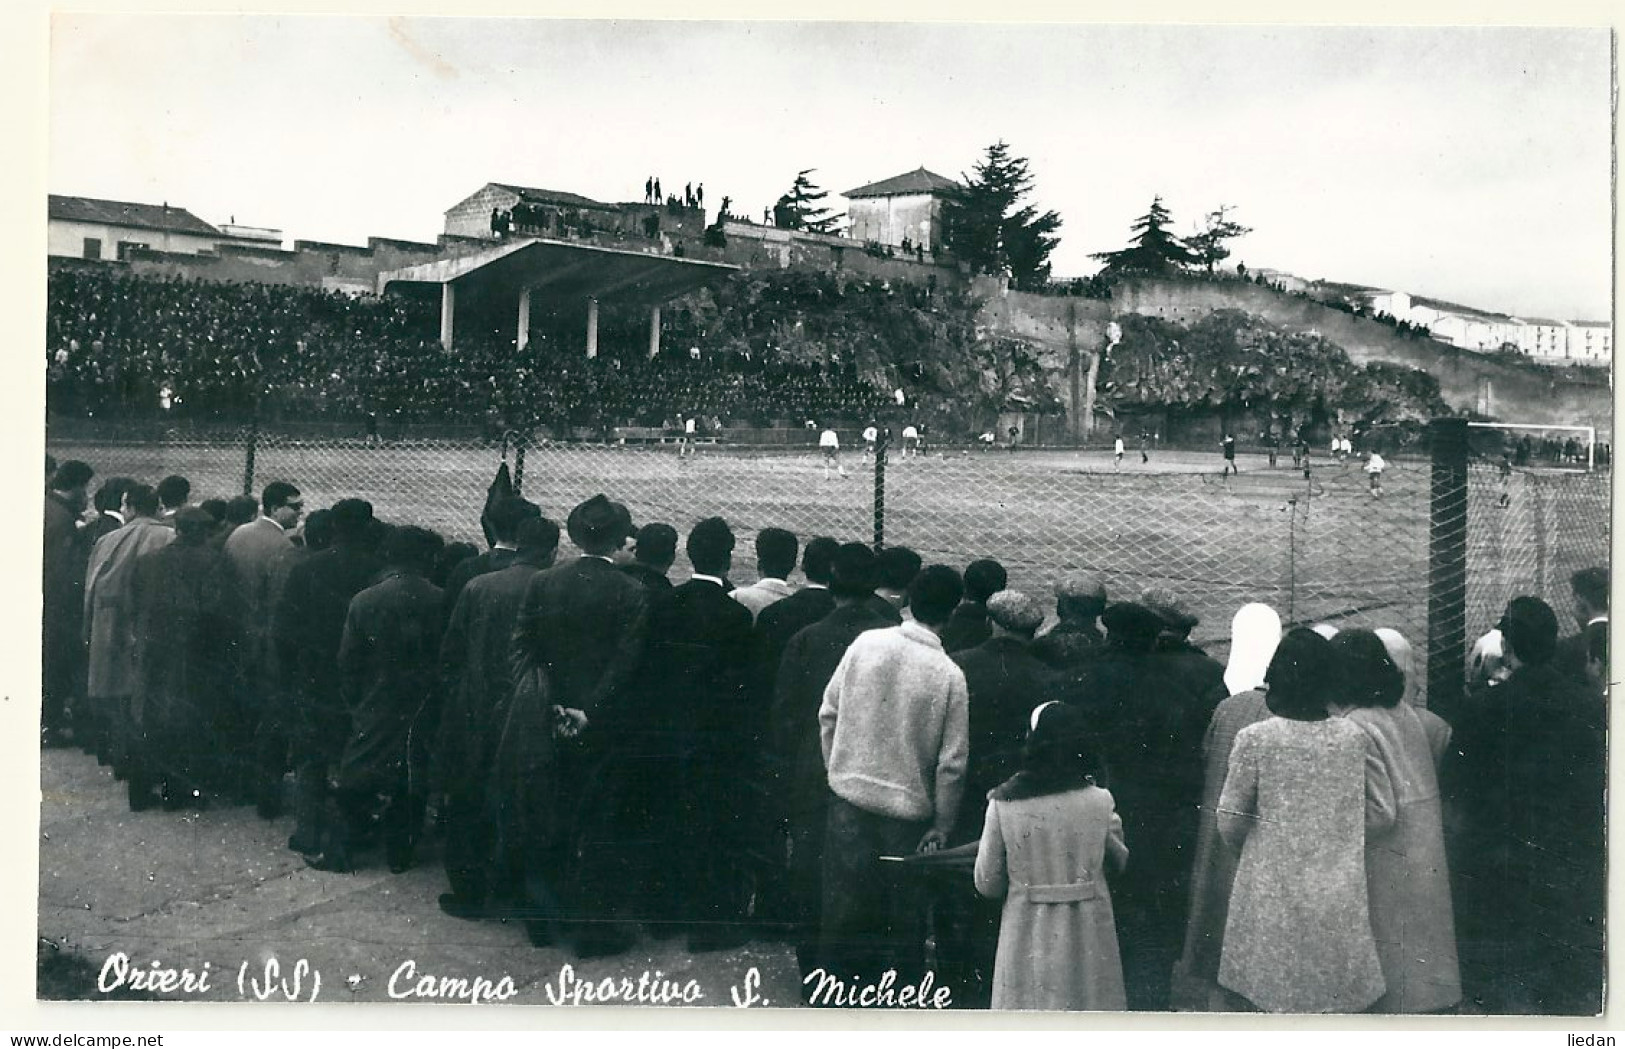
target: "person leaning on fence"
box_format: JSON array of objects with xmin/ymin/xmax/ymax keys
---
[
  {"xmin": 975, "ymin": 701, "xmax": 1128, "ymax": 1012},
  {"xmin": 817, "ymin": 564, "xmax": 970, "ymax": 993}
]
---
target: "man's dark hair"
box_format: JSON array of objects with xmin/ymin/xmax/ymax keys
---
[
  {"xmin": 687, "ymin": 516, "xmax": 735, "ymax": 577},
  {"xmin": 382, "ymin": 525, "xmax": 444, "ymax": 575},
  {"xmin": 262, "ymin": 481, "xmax": 301, "ymax": 514},
  {"xmin": 633, "ymin": 523, "xmax": 678, "ymax": 568},
  {"xmin": 756, "ymin": 527, "xmax": 799, "ymax": 580},
  {"xmin": 124, "ymin": 483, "xmax": 160, "ymax": 518},
  {"xmin": 51, "ymin": 460, "xmax": 94, "ymax": 492},
  {"xmin": 1331, "ymin": 629, "xmax": 1404, "ymax": 709},
  {"xmin": 330, "ymin": 498, "xmax": 376, "ymax": 545},
  {"xmin": 962, "ymin": 558, "xmax": 1008, "ymax": 604},
  {"xmin": 1572, "ymin": 567, "xmax": 1609, "ymax": 614},
  {"xmin": 224, "ymin": 495, "xmax": 258, "ymax": 525},
  {"xmin": 517, "ymin": 516, "xmax": 561, "ymax": 557},
  {"xmin": 198, "ymin": 497, "xmax": 229, "ymax": 524},
  {"xmin": 303, "ymin": 508, "xmax": 335, "ymax": 552},
  {"xmin": 876, "ymin": 546, "xmax": 923, "ymax": 594},
  {"xmin": 1500, "ymin": 596, "xmax": 1560, "ymax": 667},
  {"xmin": 488, "ymin": 495, "xmax": 541, "ymax": 544},
  {"xmin": 94, "ymin": 477, "xmax": 137, "ymax": 515},
  {"xmin": 802, "ymin": 536, "xmax": 840, "ymax": 586},
  {"xmin": 909, "ymin": 564, "xmax": 964, "ymax": 627},
  {"xmin": 156, "ymin": 474, "xmax": 191, "ymax": 509},
  {"xmin": 830, "ymin": 542, "xmax": 878, "ymax": 599}
]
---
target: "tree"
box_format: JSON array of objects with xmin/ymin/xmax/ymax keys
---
[
  {"xmin": 773, "ymin": 169, "xmax": 842, "ymax": 235},
  {"xmin": 1091, "ymin": 196, "xmax": 1198, "ymax": 279},
  {"xmin": 1187, "ymin": 205, "xmax": 1253, "ymax": 273},
  {"xmin": 941, "ymin": 141, "xmax": 1063, "ymax": 291}
]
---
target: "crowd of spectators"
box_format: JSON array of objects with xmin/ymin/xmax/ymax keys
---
[{"xmin": 47, "ymin": 267, "xmax": 891, "ymax": 432}]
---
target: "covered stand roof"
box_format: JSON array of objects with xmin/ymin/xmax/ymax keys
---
[{"xmin": 376, "ymin": 236, "xmax": 739, "ymax": 306}]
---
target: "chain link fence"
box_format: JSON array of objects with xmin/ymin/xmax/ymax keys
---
[{"xmin": 48, "ymin": 419, "xmax": 1609, "ymax": 711}]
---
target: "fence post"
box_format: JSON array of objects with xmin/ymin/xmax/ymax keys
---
[
  {"xmin": 1426, "ymin": 417, "xmax": 1470, "ymax": 718},
  {"xmin": 1286, "ymin": 495, "xmax": 1298, "ymax": 624},
  {"xmin": 873, "ymin": 430, "xmax": 888, "ymax": 550},
  {"xmin": 242, "ymin": 416, "xmax": 259, "ymax": 497},
  {"xmin": 513, "ymin": 433, "xmax": 527, "ymax": 494}
]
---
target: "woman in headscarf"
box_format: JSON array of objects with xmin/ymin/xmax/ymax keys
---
[
  {"xmin": 1373, "ymin": 627, "xmax": 1452, "ymax": 768},
  {"xmin": 1170, "ymin": 602, "xmax": 1281, "ymax": 1011},
  {"xmin": 1331, "ymin": 629, "xmax": 1460, "ymax": 1014},
  {"xmin": 1216, "ymin": 628, "xmax": 1393, "ymax": 1013},
  {"xmin": 974, "ymin": 701, "xmax": 1127, "ymax": 1011}
]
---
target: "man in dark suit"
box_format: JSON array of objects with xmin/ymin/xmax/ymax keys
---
[
  {"xmin": 1141, "ymin": 586, "xmax": 1227, "ymax": 718},
  {"xmin": 511, "ymin": 494, "xmax": 648, "ymax": 958},
  {"xmin": 276, "ymin": 498, "xmax": 382, "ymax": 857},
  {"xmin": 619, "ymin": 522, "xmax": 677, "ymax": 594},
  {"xmin": 1553, "ymin": 566, "xmax": 1608, "ymax": 688},
  {"xmin": 769, "ymin": 542, "xmax": 895, "ymax": 981},
  {"xmin": 43, "ymin": 460, "xmax": 94, "ymax": 749},
  {"xmin": 436, "ymin": 516, "xmax": 560, "ymax": 919},
  {"xmin": 312, "ymin": 526, "xmax": 445, "ymax": 874},
  {"xmin": 939, "ymin": 558, "xmax": 1007, "ymax": 654},
  {"xmin": 442, "ymin": 494, "xmax": 540, "ymax": 617},
  {"xmin": 1444, "ymin": 596, "xmax": 1605, "ymax": 1014},
  {"xmin": 755, "ymin": 537, "xmax": 840, "ymax": 689},
  {"xmin": 623, "ymin": 517, "xmax": 756, "ymax": 950},
  {"xmin": 937, "ymin": 588, "xmax": 1056, "ymax": 1007}
]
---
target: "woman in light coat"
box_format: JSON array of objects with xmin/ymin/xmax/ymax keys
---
[
  {"xmin": 1374, "ymin": 628, "xmax": 1452, "ymax": 768},
  {"xmin": 1333, "ymin": 629, "xmax": 1461, "ymax": 1014},
  {"xmin": 975, "ymin": 702, "xmax": 1128, "ymax": 1011},
  {"xmin": 1217, "ymin": 628, "xmax": 1394, "ymax": 1013},
  {"xmin": 1170, "ymin": 602, "xmax": 1281, "ymax": 1011}
]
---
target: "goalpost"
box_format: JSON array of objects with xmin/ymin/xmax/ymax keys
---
[{"xmin": 1467, "ymin": 421, "xmax": 1599, "ymax": 472}]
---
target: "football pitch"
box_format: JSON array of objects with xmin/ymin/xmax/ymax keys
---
[{"xmin": 49, "ymin": 438, "xmax": 1473, "ymax": 661}]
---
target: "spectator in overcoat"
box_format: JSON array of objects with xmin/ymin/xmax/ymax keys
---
[
  {"xmin": 939, "ymin": 558, "xmax": 1007, "ymax": 654},
  {"xmin": 43, "ymin": 460, "xmax": 94, "ymax": 748},
  {"xmin": 1031, "ymin": 573, "xmax": 1107, "ymax": 672}
]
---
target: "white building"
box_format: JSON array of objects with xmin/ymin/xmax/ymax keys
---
[
  {"xmin": 1357, "ymin": 284, "xmax": 1611, "ymax": 367},
  {"xmin": 49, "ymin": 194, "xmax": 230, "ymax": 261},
  {"xmin": 843, "ymin": 167, "xmax": 959, "ymax": 253}
]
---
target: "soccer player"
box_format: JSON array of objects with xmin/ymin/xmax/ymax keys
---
[
  {"xmin": 1365, "ymin": 450, "xmax": 1386, "ymax": 497},
  {"xmin": 820, "ymin": 425, "xmax": 845, "ymax": 479},
  {"xmin": 1114, "ymin": 434, "xmax": 1125, "ymax": 469},
  {"xmin": 1498, "ymin": 453, "xmax": 1513, "ymax": 508},
  {"xmin": 1221, "ymin": 433, "xmax": 1238, "ymax": 477},
  {"xmin": 678, "ymin": 415, "xmax": 697, "ymax": 460},
  {"xmin": 902, "ymin": 423, "xmax": 920, "ymax": 460},
  {"xmin": 862, "ymin": 423, "xmax": 878, "ymax": 464}
]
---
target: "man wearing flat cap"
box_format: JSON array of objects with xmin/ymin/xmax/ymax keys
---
[
  {"xmin": 511, "ymin": 493, "xmax": 649, "ymax": 958},
  {"xmin": 1140, "ymin": 586, "xmax": 1226, "ymax": 714},
  {"xmin": 1033, "ymin": 573, "xmax": 1108, "ymax": 672},
  {"xmin": 1057, "ymin": 600, "xmax": 1210, "ymax": 1011}
]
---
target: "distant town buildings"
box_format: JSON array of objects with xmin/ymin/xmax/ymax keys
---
[
  {"xmin": 48, "ymin": 194, "xmax": 282, "ymax": 261},
  {"xmin": 1263, "ymin": 269, "xmax": 1610, "ymax": 368}
]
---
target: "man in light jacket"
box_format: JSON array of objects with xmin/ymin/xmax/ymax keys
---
[{"xmin": 817, "ymin": 564, "xmax": 969, "ymax": 988}]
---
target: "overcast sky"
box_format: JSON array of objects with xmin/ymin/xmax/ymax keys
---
[{"xmin": 49, "ymin": 17, "xmax": 1614, "ymax": 320}]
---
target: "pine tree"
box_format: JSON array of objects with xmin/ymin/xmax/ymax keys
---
[
  {"xmin": 941, "ymin": 141, "xmax": 1063, "ymax": 290},
  {"xmin": 1187, "ymin": 205, "xmax": 1253, "ymax": 273},
  {"xmin": 772, "ymin": 169, "xmax": 842, "ymax": 235},
  {"xmin": 1091, "ymin": 196, "xmax": 1198, "ymax": 279}
]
